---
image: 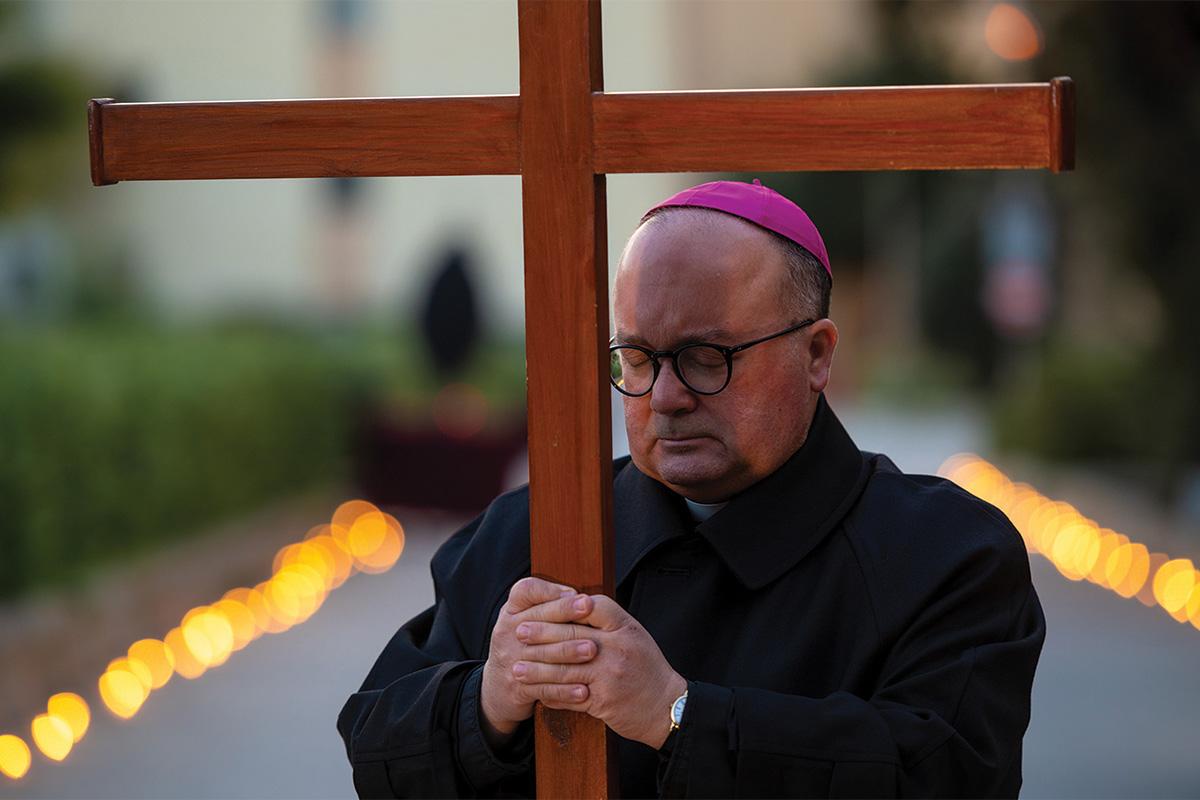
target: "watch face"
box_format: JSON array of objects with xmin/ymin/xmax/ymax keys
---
[{"xmin": 671, "ymin": 694, "xmax": 687, "ymax": 725}]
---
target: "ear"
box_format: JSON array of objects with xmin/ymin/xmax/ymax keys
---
[{"xmin": 805, "ymin": 319, "xmax": 838, "ymax": 393}]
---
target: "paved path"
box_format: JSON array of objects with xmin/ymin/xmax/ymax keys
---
[{"xmin": 5, "ymin": 403, "xmax": 1199, "ymax": 798}]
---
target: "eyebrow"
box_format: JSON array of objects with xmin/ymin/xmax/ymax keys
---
[{"xmin": 613, "ymin": 327, "xmax": 735, "ymax": 347}]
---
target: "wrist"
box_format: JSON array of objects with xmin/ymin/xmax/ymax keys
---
[
  {"xmin": 647, "ymin": 673, "xmax": 688, "ymax": 750},
  {"xmin": 479, "ymin": 668, "xmax": 524, "ymax": 745},
  {"xmin": 479, "ymin": 693, "xmax": 520, "ymax": 749}
]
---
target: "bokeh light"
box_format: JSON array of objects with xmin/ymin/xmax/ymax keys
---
[
  {"xmin": 941, "ymin": 454, "xmax": 1198, "ymax": 630},
  {"xmin": 985, "ymin": 3, "xmax": 1042, "ymax": 61},
  {"xmin": 128, "ymin": 638, "xmax": 175, "ymax": 689},
  {"xmin": 0, "ymin": 735, "xmax": 31, "ymax": 779},
  {"xmin": 213, "ymin": 598, "xmax": 258, "ymax": 651},
  {"xmin": 332, "ymin": 499, "xmax": 380, "ymax": 536},
  {"xmin": 11, "ymin": 498, "xmax": 408, "ymax": 776},
  {"xmin": 107, "ymin": 657, "xmax": 153, "ymax": 693},
  {"xmin": 164, "ymin": 626, "xmax": 208, "ymax": 680},
  {"xmin": 1156, "ymin": 559, "xmax": 1196, "ymax": 616},
  {"xmin": 46, "ymin": 693, "xmax": 90, "ymax": 743},
  {"xmin": 98, "ymin": 667, "xmax": 148, "ymax": 720},
  {"xmin": 30, "ymin": 714, "xmax": 73, "ymax": 761},
  {"xmin": 182, "ymin": 607, "xmax": 235, "ymax": 668}
]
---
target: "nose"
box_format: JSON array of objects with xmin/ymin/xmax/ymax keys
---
[{"xmin": 649, "ymin": 357, "xmax": 698, "ymax": 415}]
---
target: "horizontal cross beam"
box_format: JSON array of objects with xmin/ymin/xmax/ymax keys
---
[
  {"xmin": 88, "ymin": 78, "xmax": 1074, "ymax": 185},
  {"xmin": 87, "ymin": 96, "xmax": 522, "ymax": 184},
  {"xmin": 594, "ymin": 80, "xmax": 1075, "ymax": 174}
]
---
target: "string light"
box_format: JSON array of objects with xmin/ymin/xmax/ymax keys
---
[{"xmin": 2, "ymin": 499, "xmax": 404, "ymax": 783}]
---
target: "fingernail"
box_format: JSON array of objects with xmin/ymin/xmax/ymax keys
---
[
  {"xmin": 516, "ymin": 623, "xmax": 531, "ymax": 639},
  {"xmin": 513, "ymin": 662, "xmax": 527, "ymax": 677},
  {"xmin": 573, "ymin": 687, "xmax": 586, "ymax": 700},
  {"xmin": 576, "ymin": 642, "xmax": 592, "ymax": 657},
  {"xmin": 573, "ymin": 596, "xmax": 588, "ymax": 612}
]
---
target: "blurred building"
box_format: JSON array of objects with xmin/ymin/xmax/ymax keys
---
[{"xmin": 26, "ymin": 0, "xmax": 867, "ymax": 334}]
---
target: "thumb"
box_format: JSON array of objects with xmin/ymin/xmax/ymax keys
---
[{"xmin": 580, "ymin": 594, "xmax": 630, "ymax": 632}]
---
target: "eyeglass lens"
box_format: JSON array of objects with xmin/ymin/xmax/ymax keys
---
[{"xmin": 610, "ymin": 345, "xmax": 729, "ymax": 395}]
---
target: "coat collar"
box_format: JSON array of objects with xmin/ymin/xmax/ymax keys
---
[{"xmin": 613, "ymin": 394, "xmax": 870, "ymax": 590}]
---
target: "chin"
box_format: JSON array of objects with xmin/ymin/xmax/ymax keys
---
[{"xmin": 651, "ymin": 455, "xmax": 731, "ymax": 496}]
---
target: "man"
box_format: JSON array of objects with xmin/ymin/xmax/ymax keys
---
[{"xmin": 337, "ymin": 180, "xmax": 1046, "ymax": 798}]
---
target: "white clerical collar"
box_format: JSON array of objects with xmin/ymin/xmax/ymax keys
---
[{"xmin": 683, "ymin": 497, "xmax": 728, "ymax": 522}]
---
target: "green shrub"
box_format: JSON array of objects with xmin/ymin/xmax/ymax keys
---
[
  {"xmin": 0, "ymin": 327, "xmax": 363, "ymax": 597},
  {"xmin": 991, "ymin": 344, "xmax": 1150, "ymax": 462},
  {"xmin": 0, "ymin": 323, "xmax": 526, "ymax": 599}
]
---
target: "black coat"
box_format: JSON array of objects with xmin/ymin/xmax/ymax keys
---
[{"xmin": 337, "ymin": 397, "xmax": 1046, "ymax": 798}]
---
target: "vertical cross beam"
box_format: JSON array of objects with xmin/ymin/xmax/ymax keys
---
[{"xmin": 518, "ymin": 1, "xmax": 617, "ymax": 797}]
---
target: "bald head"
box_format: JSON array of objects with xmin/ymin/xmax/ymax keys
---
[{"xmin": 624, "ymin": 207, "xmax": 831, "ymax": 323}]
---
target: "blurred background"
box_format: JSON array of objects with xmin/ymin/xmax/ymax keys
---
[{"xmin": 1, "ymin": 0, "xmax": 1198, "ymax": 797}]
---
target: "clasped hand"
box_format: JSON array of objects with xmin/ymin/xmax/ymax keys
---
[{"xmin": 481, "ymin": 577, "xmax": 686, "ymax": 750}]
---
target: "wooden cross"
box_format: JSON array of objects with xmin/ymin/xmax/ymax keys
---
[{"xmin": 87, "ymin": 2, "xmax": 1074, "ymax": 796}]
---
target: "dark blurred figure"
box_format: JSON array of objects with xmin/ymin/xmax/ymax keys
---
[{"xmin": 419, "ymin": 245, "xmax": 481, "ymax": 380}]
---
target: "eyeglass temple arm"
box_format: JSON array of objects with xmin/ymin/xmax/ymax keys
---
[{"xmin": 727, "ymin": 318, "xmax": 817, "ymax": 355}]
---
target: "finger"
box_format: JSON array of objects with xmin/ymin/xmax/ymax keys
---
[
  {"xmin": 513, "ymin": 660, "xmax": 587, "ymax": 685},
  {"xmin": 514, "ymin": 621, "xmax": 592, "ymax": 645},
  {"xmin": 518, "ymin": 593, "xmax": 593, "ymax": 624},
  {"xmin": 520, "ymin": 639, "xmax": 596, "ymax": 664},
  {"xmin": 539, "ymin": 697, "xmax": 591, "ymax": 713},
  {"xmin": 579, "ymin": 594, "xmax": 630, "ymax": 632},
  {"xmin": 527, "ymin": 683, "xmax": 589, "ymax": 706},
  {"xmin": 504, "ymin": 577, "xmax": 575, "ymax": 614}
]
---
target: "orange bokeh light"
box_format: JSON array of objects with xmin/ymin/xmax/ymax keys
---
[
  {"xmin": 5, "ymin": 500, "xmax": 411, "ymax": 780},
  {"xmin": 332, "ymin": 499, "xmax": 381, "ymax": 536},
  {"xmin": 128, "ymin": 638, "xmax": 175, "ymax": 689},
  {"xmin": 107, "ymin": 657, "xmax": 153, "ymax": 693},
  {"xmin": 213, "ymin": 598, "xmax": 259, "ymax": 651},
  {"xmin": 30, "ymin": 714, "xmax": 73, "ymax": 761},
  {"xmin": 46, "ymin": 693, "xmax": 90, "ymax": 744},
  {"xmin": 985, "ymin": 3, "xmax": 1042, "ymax": 61},
  {"xmin": 164, "ymin": 626, "xmax": 208, "ymax": 680},
  {"xmin": 98, "ymin": 667, "xmax": 147, "ymax": 720},
  {"xmin": 0, "ymin": 734, "xmax": 31, "ymax": 779}
]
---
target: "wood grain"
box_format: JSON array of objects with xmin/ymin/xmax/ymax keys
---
[
  {"xmin": 89, "ymin": 95, "xmax": 519, "ymax": 184},
  {"xmin": 518, "ymin": 0, "xmax": 618, "ymax": 797},
  {"xmin": 594, "ymin": 83, "xmax": 1065, "ymax": 174}
]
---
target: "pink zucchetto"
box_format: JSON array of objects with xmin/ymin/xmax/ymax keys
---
[{"xmin": 643, "ymin": 179, "xmax": 831, "ymax": 278}]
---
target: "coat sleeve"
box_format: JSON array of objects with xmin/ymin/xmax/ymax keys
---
[
  {"xmin": 336, "ymin": 505, "xmax": 536, "ymax": 798},
  {"xmin": 658, "ymin": 515, "xmax": 1046, "ymax": 799}
]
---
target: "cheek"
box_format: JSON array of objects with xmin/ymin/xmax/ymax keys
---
[
  {"xmin": 622, "ymin": 399, "xmax": 650, "ymax": 441},
  {"xmin": 721, "ymin": 380, "xmax": 806, "ymax": 455}
]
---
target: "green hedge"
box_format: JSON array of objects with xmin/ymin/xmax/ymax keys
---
[
  {"xmin": 0, "ymin": 324, "xmax": 526, "ymax": 599},
  {"xmin": 0, "ymin": 327, "xmax": 368, "ymax": 598}
]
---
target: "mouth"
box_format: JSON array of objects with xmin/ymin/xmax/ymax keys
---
[{"xmin": 658, "ymin": 435, "xmax": 708, "ymax": 447}]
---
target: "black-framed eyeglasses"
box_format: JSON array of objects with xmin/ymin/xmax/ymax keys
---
[{"xmin": 609, "ymin": 319, "xmax": 817, "ymax": 397}]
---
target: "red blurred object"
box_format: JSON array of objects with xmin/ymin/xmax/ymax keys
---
[{"xmin": 353, "ymin": 412, "xmax": 527, "ymax": 514}]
